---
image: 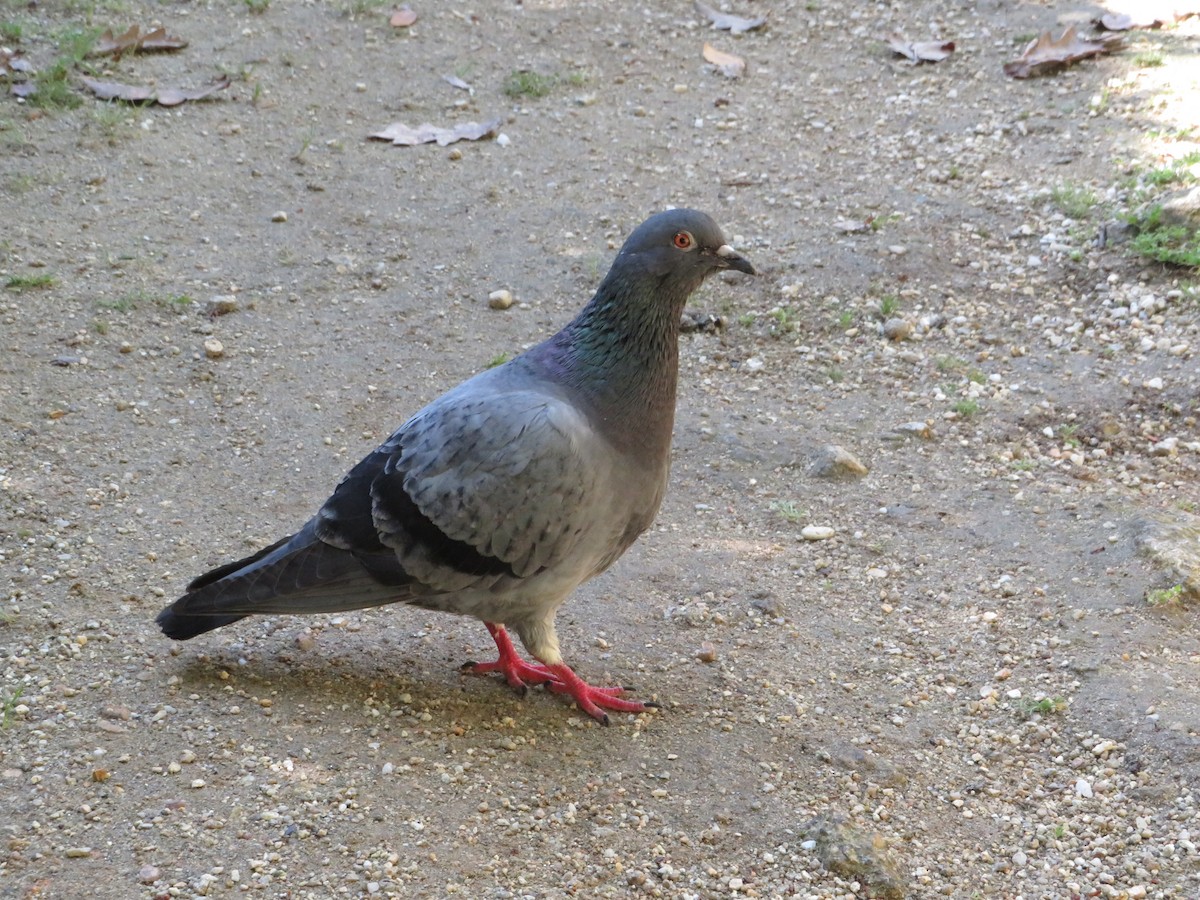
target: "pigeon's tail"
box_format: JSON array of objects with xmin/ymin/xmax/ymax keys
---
[{"xmin": 156, "ymin": 521, "xmax": 410, "ymax": 640}]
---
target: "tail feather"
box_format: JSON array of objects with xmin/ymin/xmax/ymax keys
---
[{"xmin": 157, "ymin": 520, "xmax": 412, "ymax": 640}]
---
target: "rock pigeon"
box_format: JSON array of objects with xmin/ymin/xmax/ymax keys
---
[{"xmin": 157, "ymin": 209, "xmax": 754, "ymax": 723}]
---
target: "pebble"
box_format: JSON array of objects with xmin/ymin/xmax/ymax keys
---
[
  {"xmin": 205, "ymin": 295, "xmax": 239, "ymax": 316},
  {"xmin": 1075, "ymin": 778, "xmax": 1093, "ymax": 798},
  {"xmin": 139, "ymin": 865, "xmax": 161, "ymax": 884},
  {"xmin": 801, "ymin": 525, "xmax": 835, "ymax": 541},
  {"xmin": 271, "ymin": 211, "xmax": 288, "ymax": 222},
  {"xmin": 696, "ymin": 641, "xmax": 718, "ymax": 663},
  {"xmin": 808, "ymin": 444, "xmax": 868, "ymax": 479},
  {"xmin": 488, "ymin": 289, "xmax": 514, "ymax": 310},
  {"xmin": 203, "ymin": 339, "xmax": 225, "ymax": 359},
  {"xmin": 65, "ymin": 847, "xmax": 92, "ymax": 858},
  {"xmin": 883, "ymin": 317, "xmax": 914, "ymax": 341}
]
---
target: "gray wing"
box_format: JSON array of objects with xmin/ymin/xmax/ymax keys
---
[{"xmin": 334, "ymin": 387, "xmax": 608, "ymax": 594}]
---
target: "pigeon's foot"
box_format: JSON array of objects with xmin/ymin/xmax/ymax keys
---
[{"xmin": 464, "ymin": 622, "xmax": 658, "ymax": 725}]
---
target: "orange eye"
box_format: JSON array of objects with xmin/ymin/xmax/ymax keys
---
[{"xmin": 673, "ymin": 231, "xmax": 693, "ymax": 250}]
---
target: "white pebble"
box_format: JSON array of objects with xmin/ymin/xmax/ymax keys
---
[
  {"xmin": 1075, "ymin": 778, "xmax": 1093, "ymax": 798},
  {"xmin": 801, "ymin": 525, "xmax": 835, "ymax": 541},
  {"xmin": 488, "ymin": 289, "xmax": 514, "ymax": 310}
]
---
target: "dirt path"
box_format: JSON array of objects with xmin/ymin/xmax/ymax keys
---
[{"xmin": 2, "ymin": 1, "xmax": 1199, "ymax": 898}]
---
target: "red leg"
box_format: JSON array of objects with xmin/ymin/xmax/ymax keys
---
[{"xmin": 463, "ymin": 622, "xmax": 658, "ymax": 725}]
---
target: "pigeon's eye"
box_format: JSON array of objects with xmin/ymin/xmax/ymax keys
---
[{"xmin": 673, "ymin": 231, "xmax": 694, "ymax": 250}]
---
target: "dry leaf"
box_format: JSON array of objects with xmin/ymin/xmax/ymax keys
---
[
  {"xmin": 369, "ymin": 118, "xmax": 502, "ymax": 147},
  {"xmin": 442, "ymin": 74, "xmax": 473, "ymax": 92},
  {"xmin": 1003, "ymin": 26, "xmax": 1121, "ymax": 79},
  {"xmin": 90, "ymin": 25, "xmax": 187, "ymax": 60},
  {"xmin": 703, "ymin": 43, "xmax": 745, "ymax": 78},
  {"xmin": 81, "ymin": 74, "xmax": 231, "ymax": 105},
  {"xmin": 694, "ymin": 0, "xmax": 767, "ymax": 34},
  {"xmin": 883, "ymin": 32, "xmax": 956, "ymax": 64},
  {"xmin": 390, "ymin": 6, "xmax": 417, "ymax": 27}
]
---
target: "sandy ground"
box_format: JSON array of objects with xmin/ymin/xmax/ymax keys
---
[{"xmin": 2, "ymin": 1, "xmax": 1199, "ymax": 898}]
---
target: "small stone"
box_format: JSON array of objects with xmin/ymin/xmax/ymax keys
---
[
  {"xmin": 139, "ymin": 865, "xmax": 161, "ymax": 884},
  {"xmin": 890, "ymin": 421, "xmax": 934, "ymax": 440},
  {"xmin": 1143, "ymin": 376, "xmax": 1164, "ymax": 390},
  {"xmin": 801, "ymin": 525, "xmax": 835, "ymax": 541},
  {"xmin": 295, "ymin": 631, "xmax": 316, "ymax": 651},
  {"xmin": 205, "ymin": 295, "xmax": 239, "ymax": 316},
  {"xmin": 448, "ymin": 147, "xmax": 463, "ymax": 161},
  {"xmin": 743, "ymin": 356, "xmax": 765, "ymax": 372},
  {"xmin": 488, "ymin": 289, "xmax": 514, "ymax": 310},
  {"xmin": 65, "ymin": 847, "xmax": 92, "ymax": 858},
  {"xmin": 1075, "ymin": 778, "xmax": 1093, "ymax": 798},
  {"xmin": 1150, "ymin": 437, "xmax": 1178, "ymax": 457},
  {"xmin": 203, "ymin": 339, "xmax": 225, "ymax": 359},
  {"xmin": 1012, "ymin": 850, "xmax": 1027, "ymax": 867},
  {"xmin": 696, "ymin": 641, "xmax": 718, "ymax": 663},
  {"xmin": 808, "ymin": 444, "xmax": 868, "ymax": 479},
  {"xmin": 1128, "ymin": 887, "xmax": 1147, "ymax": 899},
  {"xmin": 883, "ymin": 318, "xmax": 914, "ymax": 341},
  {"xmin": 271, "ymin": 211, "xmax": 288, "ymax": 222}
]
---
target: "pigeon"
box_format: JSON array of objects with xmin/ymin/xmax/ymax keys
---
[{"xmin": 157, "ymin": 209, "xmax": 754, "ymax": 723}]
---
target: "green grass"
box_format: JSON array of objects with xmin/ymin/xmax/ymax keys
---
[
  {"xmin": 1, "ymin": 687, "xmax": 24, "ymax": 729},
  {"xmin": 869, "ymin": 213, "xmax": 901, "ymax": 232},
  {"xmin": 245, "ymin": 0, "xmax": 270, "ymax": 12},
  {"xmin": 936, "ymin": 355, "xmax": 967, "ymax": 373},
  {"xmin": 1059, "ymin": 424, "xmax": 1080, "ymax": 448},
  {"xmin": 1017, "ymin": 696, "xmax": 1066, "ymax": 718},
  {"xmin": 6, "ymin": 274, "xmax": 55, "ymax": 291},
  {"xmin": 767, "ymin": 306, "xmax": 796, "ymax": 338},
  {"xmin": 1147, "ymin": 584, "xmax": 1186, "ymax": 606},
  {"xmin": 96, "ymin": 291, "xmax": 192, "ymax": 312},
  {"xmin": 341, "ymin": 0, "xmax": 388, "ymax": 15},
  {"xmin": 953, "ymin": 399, "xmax": 980, "ymax": 418},
  {"xmin": 1, "ymin": 21, "xmax": 24, "ymax": 42},
  {"xmin": 91, "ymin": 102, "xmax": 135, "ymax": 140},
  {"xmin": 834, "ymin": 310, "xmax": 854, "ymax": 329},
  {"xmin": 1050, "ymin": 183, "xmax": 1097, "ymax": 219},
  {"xmin": 485, "ymin": 352, "xmax": 509, "ymax": 369},
  {"xmin": 1145, "ymin": 151, "xmax": 1200, "ymax": 187},
  {"xmin": 25, "ymin": 27, "xmax": 100, "ymax": 111},
  {"xmin": 503, "ymin": 70, "xmax": 557, "ymax": 99},
  {"xmin": 878, "ymin": 294, "xmax": 899, "ymax": 317},
  {"xmin": 1130, "ymin": 205, "xmax": 1200, "ymax": 268},
  {"xmin": 824, "ymin": 366, "xmax": 844, "ymax": 383},
  {"xmin": 770, "ymin": 500, "xmax": 805, "ymax": 523},
  {"xmin": 1134, "ymin": 50, "xmax": 1164, "ymax": 68},
  {"xmin": 1009, "ymin": 459, "xmax": 1036, "ymax": 472}
]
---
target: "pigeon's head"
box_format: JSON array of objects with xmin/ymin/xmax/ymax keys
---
[{"xmin": 614, "ymin": 209, "xmax": 755, "ymax": 291}]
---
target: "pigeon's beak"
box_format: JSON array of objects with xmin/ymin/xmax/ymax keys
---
[{"xmin": 716, "ymin": 243, "xmax": 755, "ymax": 275}]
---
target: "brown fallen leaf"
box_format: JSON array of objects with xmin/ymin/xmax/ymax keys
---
[
  {"xmin": 703, "ymin": 43, "xmax": 745, "ymax": 78},
  {"xmin": 1003, "ymin": 26, "xmax": 1121, "ymax": 79},
  {"xmin": 694, "ymin": 0, "xmax": 767, "ymax": 34},
  {"xmin": 883, "ymin": 32, "xmax": 956, "ymax": 64},
  {"xmin": 81, "ymin": 74, "xmax": 231, "ymax": 105},
  {"xmin": 368, "ymin": 118, "xmax": 502, "ymax": 147},
  {"xmin": 390, "ymin": 6, "xmax": 417, "ymax": 28},
  {"xmin": 90, "ymin": 25, "xmax": 187, "ymax": 61}
]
